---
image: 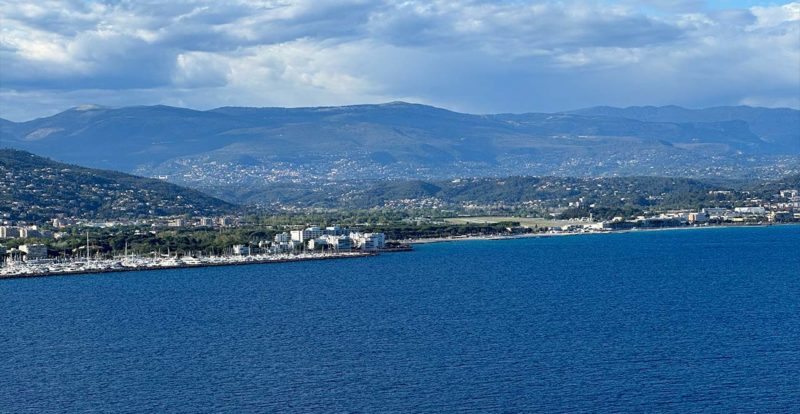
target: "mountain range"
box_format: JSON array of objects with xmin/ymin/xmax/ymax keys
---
[{"xmin": 1, "ymin": 102, "xmax": 798, "ymax": 202}]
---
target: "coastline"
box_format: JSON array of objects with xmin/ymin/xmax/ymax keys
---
[
  {"xmin": 406, "ymin": 222, "xmax": 796, "ymax": 245},
  {"xmin": 2, "ymin": 223, "xmax": 794, "ymax": 280}
]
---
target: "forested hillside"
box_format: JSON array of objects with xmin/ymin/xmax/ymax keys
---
[{"xmin": 0, "ymin": 149, "xmax": 235, "ymax": 221}]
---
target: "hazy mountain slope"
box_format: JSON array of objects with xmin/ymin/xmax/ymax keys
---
[
  {"xmin": 1, "ymin": 103, "xmax": 797, "ymax": 185},
  {"xmin": 1, "ymin": 105, "xmax": 247, "ymax": 171},
  {"xmin": 0, "ymin": 149, "xmax": 235, "ymax": 221},
  {"xmin": 568, "ymin": 105, "xmax": 800, "ymax": 153}
]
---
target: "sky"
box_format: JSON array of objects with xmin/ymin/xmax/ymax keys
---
[{"xmin": 0, "ymin": 0, "xmax": 798, "ymax": 121}]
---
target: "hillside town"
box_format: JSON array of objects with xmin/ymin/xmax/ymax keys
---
[{"xmin": 2, "ymin": 185, "xmax": 798, "ymax": 273}]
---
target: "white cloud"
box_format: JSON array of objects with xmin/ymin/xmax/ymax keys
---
[
  {"xmin": 173, "ymin": 51, "xmax": 229, "ymax": 88},
  {"xmin": 751, "ymin": 2, "xmax": 800, "ymax": 26},
  {"xmin": 0, "ymin": 0, "xmax": 798, "ymax": 120}
]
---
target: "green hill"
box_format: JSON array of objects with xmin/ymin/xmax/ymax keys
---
[{"xmin": 0, "ymin": 149, "xmax": 236, "ymax": 221}]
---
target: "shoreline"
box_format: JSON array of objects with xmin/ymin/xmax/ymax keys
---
[
  {"xmin": 406, "ymin": 222, "xmax": 796, "ymax": 245},
  {"xmin": 2, "ymin": 223, "xmax": 794, "ymax": 280}
]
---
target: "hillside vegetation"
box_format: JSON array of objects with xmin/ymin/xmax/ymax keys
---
[{"xmin": 0, "ymin": 149, "xmax": 235, "ymax": 221}]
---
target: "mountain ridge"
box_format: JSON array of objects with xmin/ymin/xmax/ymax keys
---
[
  {"xmin": 4, "ymin": 101, "xmax": 798, "ymax": 123},
  {"xmin": 1, "ymin": 102, "xmax": 797, "ymax": 189}
]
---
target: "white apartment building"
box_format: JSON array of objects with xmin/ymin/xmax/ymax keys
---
[
  {"xmin": 322, "ymin": 235, "xmax": 352, "ymax": 251},
  {"xmin": 291, "ymin": 226, "xmax": 323, "ymax": 242},
  {"xmin": 349, "ymin": 232, "xmax": 386, "ymax": 251}
]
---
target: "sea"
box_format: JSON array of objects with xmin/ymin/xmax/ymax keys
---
[{"xmin": 1, "ymin": 225, "xmax": 798, "ymax": 413}]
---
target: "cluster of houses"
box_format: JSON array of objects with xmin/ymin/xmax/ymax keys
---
[
  {"xmin": 0, "ymin": 215, "xmax": 243, "ymax": 242},
  {"xmin": 569, "ymin": 205, "xmax": 799, "ymax": 233},
  {"xmin": 233, "ymin": 226, "xmax": 386, "ymax": 255},
  {"xmin": 557, "ymin": 189, "xmax": 800, "ymax": 232}
]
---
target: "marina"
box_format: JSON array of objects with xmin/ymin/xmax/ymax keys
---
[{"xmin": 0, "ymin": 251, "xmax": 376, "ymax": 279}]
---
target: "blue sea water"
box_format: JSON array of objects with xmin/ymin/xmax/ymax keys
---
[{"xmin": 1, "ymin": 226, "xmax": 799, "ymax": 413}]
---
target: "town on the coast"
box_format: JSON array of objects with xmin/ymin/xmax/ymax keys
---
[
  {"xmin": 2, "ymin": 186, "xmax": 798, "ymax": 278},
  {"xmin": 0, "ymin": 223, "xmax": 391, "ymax": 278}
]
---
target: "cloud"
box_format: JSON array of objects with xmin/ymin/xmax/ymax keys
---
[{"xmin": 0, "ymin": 0, "xmax": 798, "ymax": 121}]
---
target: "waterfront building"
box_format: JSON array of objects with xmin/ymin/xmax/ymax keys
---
[
  {"xmin": 307, "ymin": 238, "xmax": 327, "ymax": 250},
  {"xmin": 290, "ymin": 230, "xmax": 303, "ymax": 242},
  {"xmin": 768, "ymin": 211, "xmax": 794, "ymax": 222},
  {"xmin": 291, "ymin": 226, "xmax": 323, "ymax": 242},
  {"xmin": 274, "ymin": 232, "xmax": 290, "ymax": 243},
  {"xmin": 199, "ymin": 217, "xmax": 213, "ymax": 226},
  {"xmin": 349, "ymin": 232, "xmax": 386, "ymax": 251},
  {"xmin": 19, "ymin": 244, "xmax": 48, "ymax": 261},
  {"xmin": 304, "ymin": 226, "xmax": 323, "ymax": 240},
  {"xmin": 688, "ymin": 212, "xmax": 708, "ymax": 223},
  {"xmin": 231, "ymin": 245, "xmax": 250, "ymax": 255},
  {"xmin": 734, "ymin": 206, "xmax": 766, "ymax": 215},
  {"xmin": 702, "ymin": 207, "xmax": 729, "ymax": 217},
  {"xmin": 322, "ymin": 235, "xmax": 353, "ymax": 251}
]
